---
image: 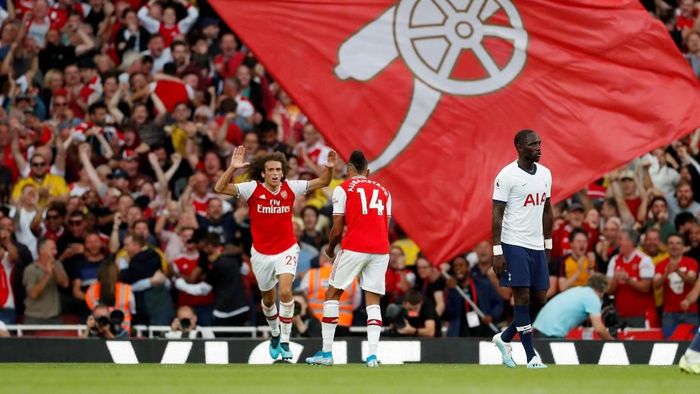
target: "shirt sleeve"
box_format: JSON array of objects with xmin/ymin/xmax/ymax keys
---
[
  {"xmin": 23, "ymin": 266, "xmax": 39, "ymax": 289},
  {"xmin": 332, "ymin": 186, "xmax": 347, "ymax": 215},
  {"xmin": 606, "ymin": 257, "xmax": 616, "ymax": 278},
  {"xmin": 655, "ymin": 261, "xmax": 666, "ymax": 275},
  {"xmin": 546, "ymin": 169, "xmax": 553, "ymax": 198},
  {"xmin": 492, "ymin": 169, "xmax": 511, "ymax": 203},
  {"xmin": 137, "ymin": 5, "xmax": 160, "ymax": 34},
  {"xmin": 178, "ymin": 5, "xmax": 200, "ymax": 35},
  {"xmin": 639, "ymin": 256, "xmax": 655, "ymax": 279},
  {"xmin": 174, "ymin": 278, "xmax": 212, "ymax": 296},
  {"xmin": 386, "ymin": 193, "xmax": 392, "ymax": 217},
  {"xmin": 54, "ymin": 260, "xmax": 67, "ymax": 278},
  {"xmin": 130, "ymin": 278, "xmax": 152, "ymax": 292},
  {"xmin": 287, "ymin": 180, "xmax": 309, "ymax": 196},
  {"xmin": 236, "ymin": 181, "xmax": 257, "ymax": 201}
]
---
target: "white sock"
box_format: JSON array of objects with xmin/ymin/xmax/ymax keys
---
[
  {"xmin": 262, "ymin": 301, "xmax": 280, "ymax": 337},
  {"xmin": 366, "ymin": 304, "xmax": 382, "ymax": 356},
  {"xmin": 321, "ymin": 300, "xmax": 339, "ymax": 353},
  {"xmin": 279, "ymin": 300, "xmax": 294, "ymax": 343},
  {"xmin": 686, "ymin": 349, "xmax": 700, "ymax": 364}
]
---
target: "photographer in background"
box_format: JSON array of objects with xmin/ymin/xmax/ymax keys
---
[
  {"xmin": 387, "ymin": 290, "xmax": 437, "ymax": 337},
  {"xmin": 291, "ymin": 292, "xmax": 321, "ymax": 338},
  {"xmin": 83, "ymin": 305, "xmax": 128, "ymax": 339},
  {"xmin": 533, "ymin": 273, "xmax": 614, "ymax": 340},
  {"xmin": 165, "ymin": 305, "xmax": 214, "ymax": 339}
]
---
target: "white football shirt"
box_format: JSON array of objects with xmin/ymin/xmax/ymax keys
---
[{"xmin": 493, "ymin": 161, "xmax": 552, "ymax": 250}]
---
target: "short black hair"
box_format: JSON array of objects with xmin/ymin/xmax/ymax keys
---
[
  {"xmin": 88, "ymin": 101, "xmax": 107, "ymax": 114},
  {"xmin": 568, "ymin": 228, "xmax": 588, "ymax": 243},
  {"xmin": 220, "ymin": 98, "xmax": 237, "ymax": 114},
  {"xmin": 348, "ymin": 150, "xmax": 368, "ymax": 173},
  {"xmin": 162, "ymin": 62, "xmax": 177, "ymax": 76},
  {"xmin": 201, "ymin": 232, "xmax": 222, "ymax": 247},
  {"xmin": 675, "ymin": 212, "xmax": 696, "ymax": 229},
  {"xmin": 514, "ymin": 129, "xmax": 535, "ymax": 147},
  {"xmin": 69, "ymin": 210, "xmax": 86, "ymax": 220},
  {"xmin": 403, "ymin": 290, "xmax": 423, "ymax": 306},
  {"xmin": 258, "ymin": 120, "xmax": 278, "ymax": 134}
]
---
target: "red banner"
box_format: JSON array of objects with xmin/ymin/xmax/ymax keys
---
[{"xmin": 211, "ymin": 0, "xmax": 700, "ymax": 262}]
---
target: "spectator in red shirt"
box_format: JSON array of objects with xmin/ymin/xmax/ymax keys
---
[
  {"xmin": 137, "ymin": 0, "xmax": 199, "ymax": 48},
  {"xmin": 654, "ymin": 233, "xmax": 699, "ymax": 338},
  {"xmin": 214, "ymin": 33, "xmax": 244, "ymax": 80},
  {"xmin": 609, "ymin": 169, "xmax": 642, "ymax": 227},
  {"xmin": 551, "ymin": 202, "xmax": 585, "ymax": 262},
  {"xmin": 676, "ymin": 0, "xmax": 700, "ymax": 33},
  {"xmin": 606, "ymin": 228, "xmax": 656, "ymax": 328}
]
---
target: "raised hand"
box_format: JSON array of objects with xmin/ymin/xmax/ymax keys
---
[
  {"xmin": 147, "ymin": 152, "xmax": 159, "ymax": 166},
  {"xmin": 78, "ymin": 143, "xmax": 91, "ymax": 156},
  {"xmin": 326, "ymin": 150, "xmax": 337, "ymax": 169},
  {"xmin": 229, "ymin": 146, "xmax": 250, "ymax": 170}
]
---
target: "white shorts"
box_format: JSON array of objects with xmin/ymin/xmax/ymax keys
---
[
  {"xmin": 329, "ymin": 250, "xmax": 389, "ymax": 295},
  {"xmin": 251, "ymin": 244, "xmax": 300, "ymax": 292}
]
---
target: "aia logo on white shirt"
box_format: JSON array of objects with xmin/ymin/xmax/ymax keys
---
[{"xmin": 523, "ymin": 192, "xmax": 547, "ymax": 207}]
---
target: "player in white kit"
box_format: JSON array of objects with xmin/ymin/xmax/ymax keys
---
[{"xmin": 491, "ymin": 129, "xmax": 553, "ymax": 369}]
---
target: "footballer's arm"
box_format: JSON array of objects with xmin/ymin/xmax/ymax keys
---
[
  {"xmin": 492, "ymin": 201, "xmax": 507, "ymax": 277},
  {"xmin": 307, "ymin": 151, "xmax": 337, "ymax": 192},
  {"xmin": 325, "ymin": 214, "xmax": 344, "ymax": 259},
  {"xmin": 543, "ymin": 198, "xmax": 553, "ymax": 261},
  {"xmin": 214, "ymin": 146, "xmax": 249, "ymax": 197}
]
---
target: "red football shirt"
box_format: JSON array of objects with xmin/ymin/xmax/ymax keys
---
[
  {"xmin": 607, "ymin": 251, "xmax": 655, "ymax": 318},
  {"xmin": 655, "ymin": 256, "xmax": 699, "ymax": 313},
  {"xmin": 152, "ymin": 80, "xmax": 192, "ymax": 112},
  {"xmin": 333, "ymin": 176, "xmax": 391, "ymax": 254},
  {"xmin": 238, "ymin": 180, "xmax": 308, "ymax": 255},
  {"xmin": 174, "ymin": 253, "xmax": 214, "ymax": 307}
]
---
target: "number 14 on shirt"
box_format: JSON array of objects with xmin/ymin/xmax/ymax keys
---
[{"xmin": 358, "ymin": 188, "xmax": 385, "ymax": 215}]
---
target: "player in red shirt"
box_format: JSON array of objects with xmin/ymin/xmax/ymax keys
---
[
  {"xmin": 214, "ymin": 145, "xmax": 335, "ymax": 361},
  {"xmin": 305, "ymin": 151, "xmax": 391, "ymax": 368}
]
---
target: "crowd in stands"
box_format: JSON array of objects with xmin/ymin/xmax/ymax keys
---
[{"xmin": 0, "ymin": 0, "xmax": 700, "ymax": 340}]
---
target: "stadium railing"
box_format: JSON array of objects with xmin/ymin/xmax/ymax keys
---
[{"xmin": 4, "ymin": 324, "xmax": 380, "ymax": 338}]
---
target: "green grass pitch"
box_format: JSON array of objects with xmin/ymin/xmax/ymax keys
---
[{"xmin": 0, "ymin": 364, "xmax": 695, "ymax": 393}]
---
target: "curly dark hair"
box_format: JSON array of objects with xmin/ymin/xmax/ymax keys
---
[{"xmin": 247, "ymin": 152, "xmax": 289, "ymax": 183}]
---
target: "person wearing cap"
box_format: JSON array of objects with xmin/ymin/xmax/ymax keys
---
[
  {"xmin": 608, "ymin": 169, "xmax": 643, "ymax": 227},
  {"xmin": 667, "ymin": 180, "xmax": 700, "ymax": 223},
  {"xmin": 118, "ymin": 148, "xmax": 140, "ymax": 181}
]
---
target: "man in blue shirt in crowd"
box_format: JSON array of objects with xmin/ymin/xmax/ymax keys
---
[{"xmin": 533, "ymin": 273, "xmax": 614, "ymax": 340}]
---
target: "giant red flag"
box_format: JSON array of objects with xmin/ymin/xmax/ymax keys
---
[{"xmin": 211, "ymin": 0, "xmax": 700, "ymax": 263}]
